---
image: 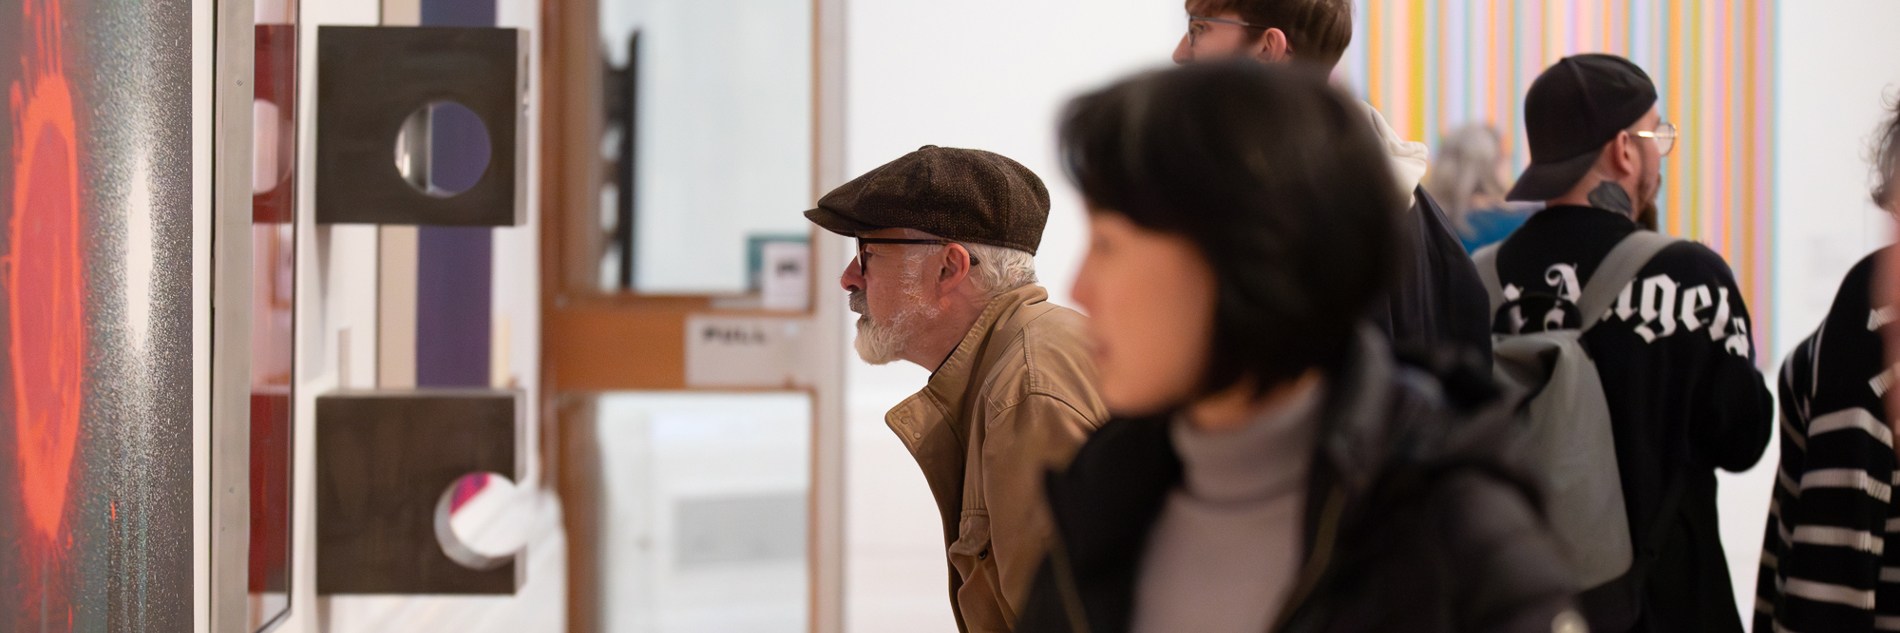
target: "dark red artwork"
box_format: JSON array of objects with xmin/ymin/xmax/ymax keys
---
[
  {"xmin": 8, "ymin": 0, "xmax": 83, "ymax": 627},
  {"xmin": 1, "ymin": 0, "xmax": 196, "ymax": 628}
]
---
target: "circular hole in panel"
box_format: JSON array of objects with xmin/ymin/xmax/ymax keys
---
[
  {"xmin": 433, "ymin": 472, "xmax": 531, "ymax": 570},
  {"xmin": 393, "ymin": 100, "xmax": 493, "ymax": 198}
]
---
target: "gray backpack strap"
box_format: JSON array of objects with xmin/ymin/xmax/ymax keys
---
[
  {"xmin": 1471, "ymin": 243, "xmax": 1505, "ymax": 314},
  {"xmin": 1577, "ymin": 231, "xmax": 1679, "ymax": 331}
]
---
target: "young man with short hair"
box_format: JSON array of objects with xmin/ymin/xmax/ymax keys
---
[
  {"xmin": 807, "ymin": 146, "xmax": 1108, "ymax": 633},
  {"xmin": 1171, "ymin": 0, "xmax": 1493, "ymax": 364},
  {"xmin": 1485, "ymin": 54, "xmax": 1773, "ymax": 633}
]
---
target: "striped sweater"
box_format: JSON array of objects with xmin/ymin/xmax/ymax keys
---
[{"xmin": 1757, "ymin": 249, "xmax": 1900, "ymax": 633}]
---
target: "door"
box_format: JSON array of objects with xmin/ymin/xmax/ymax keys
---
[{"xmin": 539, "ymin": 0, "xmax": 849, "ymax": 630}]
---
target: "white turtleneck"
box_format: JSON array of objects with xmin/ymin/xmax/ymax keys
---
[{"xmin": 1129, "ymin": 381, "xmax": 1323, "ymax": 633}]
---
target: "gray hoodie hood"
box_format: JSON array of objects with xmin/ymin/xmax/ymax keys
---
[{"xmin": 1357, "ymin": 101, "xmax": 1429, "ymax": 198}]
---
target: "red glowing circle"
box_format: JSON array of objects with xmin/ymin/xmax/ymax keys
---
[{"xmin": 9, "ymin": 0, "xmax": 84, "ymax": 544}]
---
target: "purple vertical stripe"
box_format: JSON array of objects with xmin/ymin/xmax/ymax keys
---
[
  {"xmin": 415, "ymin": 0, "xmax": 498, "ymax": 388},
  {"xmin": 416, "ymin": 228, "xmax": 492, "ymax": 387},
  {"xmin": 421, "ymin": 0, "xmax": 495, "ymax": 28}
]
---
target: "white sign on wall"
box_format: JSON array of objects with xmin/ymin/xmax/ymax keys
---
[{"xmin": 684, "ymin": 315, "xmax": 814, "ymax": 388}]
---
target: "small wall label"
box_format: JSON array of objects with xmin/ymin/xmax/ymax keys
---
[{"xmin": 684, "ymin": 316, "xmax": 812, "ymax": 387}]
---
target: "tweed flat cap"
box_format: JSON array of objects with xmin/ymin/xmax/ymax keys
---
[{"xmin": 805, "ymin": 145, "xmax": 1050, "ymax": 254}]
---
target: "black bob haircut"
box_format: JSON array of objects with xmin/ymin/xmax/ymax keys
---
[{"xmin": 1058, "ymin": 62, "xmax": 1404, "ymax": 396}]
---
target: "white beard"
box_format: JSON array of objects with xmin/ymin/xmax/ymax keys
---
[
  {"xmin": 853, "ymin": 312, "xmax": 907, "ymax": 365},
  {"xmin": 849, "ymin": 270, "xmax": 939, "ymax": 365}
]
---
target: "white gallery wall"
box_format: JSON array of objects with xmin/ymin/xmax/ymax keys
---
[
  {"xmin": 842, "ymin": 2, "xmax": 1182, "ymax": 630},
  {"xmin": 1772, "ymin": 1, "xmax": 1900, "ymax": 351}
]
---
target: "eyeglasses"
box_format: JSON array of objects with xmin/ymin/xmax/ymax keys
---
[
  {"xmin": 1632, "ymin": 121, "xmax": 1679, "ymax": 156},
  {"xmin": 854, "ymin": 237, "xmax": 979, "ymax": 278},
  {"xmin": 1186, "ymin": 14, "xmax": 1266, "ymax": 47}
]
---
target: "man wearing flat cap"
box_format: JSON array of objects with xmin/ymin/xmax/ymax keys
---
[
  {"xmin": 1472, "ymin": 54, "xmax": 1771, "ymax": 633},
  {"xmin": 807, "ymin": 145, "xmax": 1107, "ymax": 633}
]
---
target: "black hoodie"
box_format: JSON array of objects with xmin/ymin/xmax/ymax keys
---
[{"xmin": 1489, "ymin": 205, "xmax": 1773, "ymax": 633}]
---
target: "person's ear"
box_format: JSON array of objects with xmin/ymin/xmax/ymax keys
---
[
  {"xmin": 931, "ymin": 242, "xmax": 965, "ymax": 281},
  {"xmin": 1609, "ymin": 132, "xmax": 1642, "ymax": 179},
  {"xmin": 938, "ymin": 244, "xmax": 973, "ymax": 289},
  {"xmin": 1251, "ymin": 28, "xmax": 1290, "ymax": 63}
]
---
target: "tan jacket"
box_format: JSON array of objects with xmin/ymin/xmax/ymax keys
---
[{"xmin": 885, "ymin": 284, "xmax": 1108, "ymax": 633}]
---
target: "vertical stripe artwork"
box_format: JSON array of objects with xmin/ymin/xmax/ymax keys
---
[
  {"xmin": 1340, "ymin": 0, "xmax": 1778, "ymax": 353},
  {"xmin": 415, "ymin": 0, "xmax": 497, "ymax": 388}
]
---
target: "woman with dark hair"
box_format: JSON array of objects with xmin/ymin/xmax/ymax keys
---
[{"xmin": 1012, "ymin": 62, "xmax": 1579, "ymax": 633}]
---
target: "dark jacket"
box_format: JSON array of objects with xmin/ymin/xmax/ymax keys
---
[
  {"xmin": 1490, "ymin": 205, "xmax": 1774, "ymax": 633},
  {"xmin": 1014, "ymin": 328, "xmax": 1580, "ymax": 633},
  {"xmin": 1755, "ymin": 249, "xmax": 1898, "ymax": 633},
  {"xmin": 1377, "ymin": 187, "xmax": 1496, "ymax": 366}
]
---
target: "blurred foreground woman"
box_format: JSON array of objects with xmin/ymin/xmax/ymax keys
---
[{"xmin": 1013, "ymin": 62, "xmax": 1582, "ymax": 633}]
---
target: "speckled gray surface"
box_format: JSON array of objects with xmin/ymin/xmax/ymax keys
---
[{"xmin": 0, "ymin": 0, "xmax": 196, "ymax": 630}]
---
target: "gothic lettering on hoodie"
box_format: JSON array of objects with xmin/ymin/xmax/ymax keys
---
[{"xmin": 1502, "ymin": 267, "xmax": 1752, "ymax": 357}]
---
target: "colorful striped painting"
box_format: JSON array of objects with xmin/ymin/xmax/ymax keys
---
[{"xmin": 1338, "ymin": 0, "xmax": 1777, "ymax": 354}]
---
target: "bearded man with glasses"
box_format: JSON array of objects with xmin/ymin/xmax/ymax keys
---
[
  {"xmin": 806, "ymin": 145, "xmax": 1107, "ymax": 633},
  {"xmin": 1474, "ymin": 54, "xmax": 1771, "ymax": 633},
  {"xmin": 1171, "ymin": 0, "xmax": 1496, "ymax": 371}
]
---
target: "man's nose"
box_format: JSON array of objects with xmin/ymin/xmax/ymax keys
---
[
  {"xmin": 1172, "ymin": 33, "xmax": 1193, "ymax": 65},
  {"xmin": 840, "ymin": 258, "xmax": 864, "ymax": 293}
]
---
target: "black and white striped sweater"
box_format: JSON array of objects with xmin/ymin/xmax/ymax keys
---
[{"xmin": 1757, "ymin": 249, "xmax": 1900, "ymax": 633}]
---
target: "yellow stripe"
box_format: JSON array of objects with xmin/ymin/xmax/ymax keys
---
[{"xmin": 1410, "ymin": 0, "xmax": 1427, "ymax": 142}]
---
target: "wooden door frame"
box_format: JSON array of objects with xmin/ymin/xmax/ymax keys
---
[{"xmin": 537, "ymin": 0, "xmax": 849, "ymax": 629}]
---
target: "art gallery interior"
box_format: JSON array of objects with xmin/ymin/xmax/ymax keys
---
[{"xmin": 2, "ymin": 0, "xmax": 1900, "ymax": 631}]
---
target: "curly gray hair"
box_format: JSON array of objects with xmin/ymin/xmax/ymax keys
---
[
  {"xmin": 963, "ymin": 243, "xmax": 1037, "ymax": 297},
  {"xmin": 1875, "ymin": 93, "xmax": 1900, "ymax": 209}
]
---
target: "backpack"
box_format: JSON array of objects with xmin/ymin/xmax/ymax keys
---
[{"xmin": 1470, "ymin": 231, "xmax": 1678, "ymax": 601}]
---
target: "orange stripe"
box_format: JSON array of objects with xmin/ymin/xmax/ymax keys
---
[
  {"xmin": 1485, "ymin": 0, "xmax": 1498, "ymax": 126},
  {"xmin": 1367, "ymin": 0, "xmax": 1383, "ymax": 113},
  {"xmin": 1602, "ymin": 0, "xmax": 1613, "ymax": 52},
  {"xmin": 1667, "ymin": 0, "xmax": 1686, "ymax": 237},
  {"xmin": 1602, "ymin": 0, "xmax": 1612, "ymax": 53},
  {"xmin": 1710, "ymin": 0, "xmax": 1725, "ymax": 241},
  {"xmin": 1719, "ymin": 0, "xmax": 1734, "ymax": 259}
]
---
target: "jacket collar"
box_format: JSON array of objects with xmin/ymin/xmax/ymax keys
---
[
  {"xmin": 894, "ymin": 284, "xmax": 1051, "ymax": 444},
  {"xmin": 1313, "ymin": 327, "xmax": 1399, "ymax": 494}
]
